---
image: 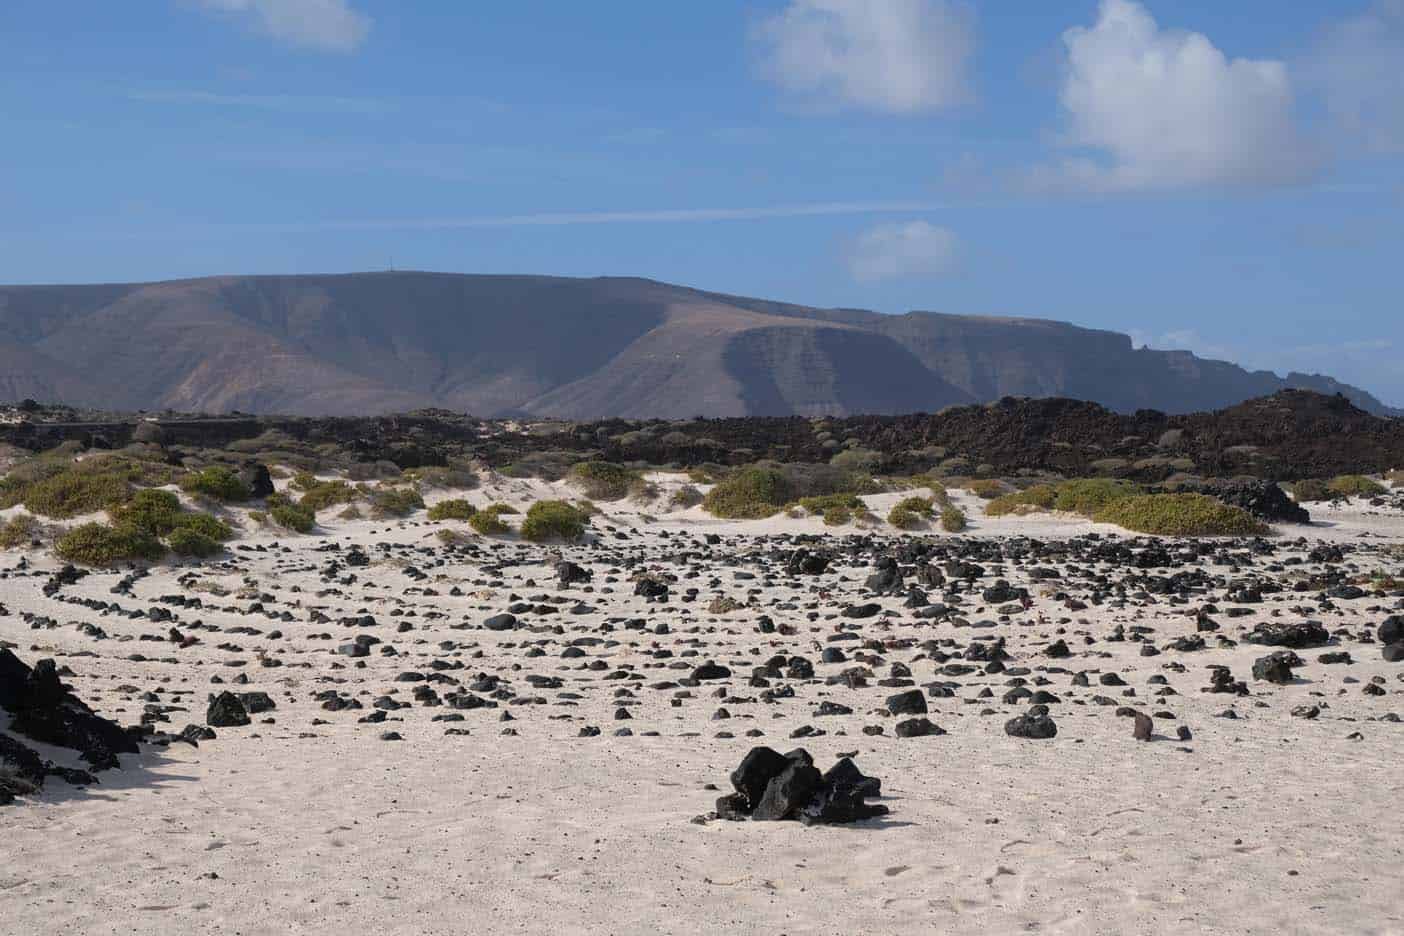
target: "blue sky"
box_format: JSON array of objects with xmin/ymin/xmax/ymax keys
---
[{"xmin": 2, "ymin": 0, "xmax": 1401, "ymax": 402}]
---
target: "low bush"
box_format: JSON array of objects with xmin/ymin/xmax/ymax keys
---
[
  {"xmin": 0, "ymin": 514, "xmax": 40, "ymax": 549},
  {"xmin": 167, "ymin": 528, "xmax": 222, "ymax": 558},
  {"xmin": 669, "ymin": 485, "xmax": 704, "ymax": 509},
  {"xmin": 468, "ymin": 510, "xmax": 510, "ymax": 535},
  {"xmin": 965, "ymin": 479, "xmax": 1007, "ymax": 500},
  {"xmin": 569, "ymin": 462, "xmax": 637, "ymax": 501},
  {"xmin": 366, "ymin": 486, "xmax": 424, "ymax": 519},
  {"xmin": 171, "ymin": 512, "xmax": 234, "ymax": 542},
  {"xmin": 54, "ymin": 522, "xmax": 165, "ymax": 565},
  {"xmin": 821, "ymin": 505, "xmax": 852, "ymax": 526},
  {"xmin": 270, "ymin": 503, "xmax": 315, "ymax": 533},
  {"xmin": 1053, "ymin": 478, "xmax": 1142, "ymax": 517},
  {"xmin": 21, "ymin": 470, "xmax": 132, "ymax": 519},
  {"xmin": 110, "ymin": 488, "xmax": 182, "ymax": 535},
  {"xmin": 179, "ymin": 467, "xmax": 250, "ymax": 502},
  {"xmin": 297, "ymin": 479, "xmax": 358, "ymax": 513},
  {"xmin": 428, "ymin": 499, "xmax": 478, "ymax": 521},
  {"xmin": 520, "ymin": 500, "xmax": 586, "ymax": 542},
  {"xmin": 829, "ymin": 448, "xmax": 883, "ymax": 474},
  {"xmin": 888, "ymin": 496, "xmax": 936, "ymax": 530},
  {"xmin": 1327, "ymin": 475, "xmax": 1387, "ymax": 498},
  {"xmin": 406, "ymin": 463, "xmax": 480, "ymax": 490},
  {"xmin": 940, "ymin": 504, "xmax": 967, "ymax": 533},
  {"xmin": 985, "ymin": 484, "xmax": 1058, "ymax": 517},
  {"xmin": 1290, "ymin": 479, "xmax": 1332, "ymax": 503},
  {"xmin": 794, "ymin": 493, "xmax": 864, "ymax": 515},
  {"xmin": 703, "ymin": 467, "xmax": 792, "ymax": 519},
  {"xmin": 1093, "ymin": 493, "xmax": 1268, "ymax": 536}
]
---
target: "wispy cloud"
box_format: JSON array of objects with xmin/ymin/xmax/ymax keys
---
[
  {"xmin": 126, "ymin": 88, "xmax": 388, "ymax": 114},
  {"xmin": 191, "ymin": 0, "xmax": 370, "ymax": 53},
  {"xmin": 194, "ymin": 201, "xmax": 951, "ymax": 234}
]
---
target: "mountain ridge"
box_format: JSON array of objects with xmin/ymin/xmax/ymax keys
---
[{"xmin": 0, "ymin": 271, "xmax": 1395, "ymax": 419}]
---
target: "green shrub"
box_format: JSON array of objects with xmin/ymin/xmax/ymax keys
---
[
  {"xmin": 887, "ymin": 496, "xmax": 935, "ymax": 530},
  {"xmin": 22, "ymin": 470, "xmax": 132, "ymax": 519},
  {"xmin": 985, "ymin": 484, "xmax": 1058, "ymax": 517},
  {"xmin": 795, "ymin": 493, "xmax": 864, "ymax": 514},
  {"xmin": 687, "ymin": 465, "xmax": 725, "ymax": 484},
  {"xmin": 110, "ymin": 488, "xmax": 182, "ymax": 535},
  {"xmin": 669, "ymin": 485, "xmax": 704, "ymax": 509},
  {"xmin": 483, "ymin": 502, "xmax": 519, "ymax": 516},
  {"xmin": 829, "ymin": 447, "xmax": 883, "ymax": 474},
  {"xmin": 167, "ymin": 528, "xmax": 221, "ymax": 558},
  {"xmin": 822, "ymin": 505, "xmax": 852, "ymax": 526},
  {"xmin": 469, "ymin": 510, "xmax": 510, "ymax": 535},
  {"xmin": 940, "ymin": 504, "xmax": 967, "ymax": 533},
  {"xmin": 0, "ymin": 514, "xmax": 40, "ymax": 549},
  {"xmin": 520, "ymin": 500, "xmax": 586, "ymax": 542},
  {"xmin": 270, "ymin": 503, "xmax": 315, "ymax": 533},
  {"xmin": 703, "ymin": 467, "xmax": 792, "ymax": 519},
  {"xmin": 367, "ymin": 486, "xmax": 424, "ymax": 519},
  {"xmin": 569, "ymin": 462, "xmax": 637, "ymax": 501},
  {"xmin": 54, "ymin": 522, "xmax": 165, "ymax": 565},
  {"xmin": 1328, "ymin": 475, "xmax": 1387, "ymax": 498},
  {"xmin": 965, "ymin": 479, "xmax": 1007, "ymax": 500},
  {"xmin": 1093, "ymin": 493, "xmax": 1268, "ymax": 536},
  {"xmin": 179, "ymin": 467, "xmax": 250, "ymax": 502},
  {"xmin": 1290, "ymin": 479, "xmax": 1332, "ymax": 503},
  {"xmin": 405, "ymin": 464, "xmax": 479, "ymax": 490},
  {"xmin": 428, "ymin": 499, "xmax": 478, "ymax": 521},
  {"xmin": 297, "ymin": 479, "xmax": 358, "ymax": 512},
  {"xmin": 172, "ymin": 512, "xmax": 233, "ymax": 542},
  {"xmin": 1054, "ymin": 478, "xmax": 1142, "ymax": 517}
]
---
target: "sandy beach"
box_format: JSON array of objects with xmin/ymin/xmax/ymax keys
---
[{"xmin": 5, "ymin": 475, "xmax": 1404, "ymax": 935}]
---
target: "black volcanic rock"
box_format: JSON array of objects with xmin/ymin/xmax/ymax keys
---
[
  {"xmin": 0, "ymin": 650, "xmax": 138, "ymax": 772},
  {"xmin": 1194, "ymin": 479, "xmax": 1310, "ymax": 524}
]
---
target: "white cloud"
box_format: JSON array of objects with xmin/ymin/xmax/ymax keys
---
[
  {"xmin": 1032, "ymin": 0, "xmax": 1316, "ymax": 192},
  {"xmin": 752, "ymin": 0, "xmax": 974, "ymax": 113},
  {"xmin": 195, "ymin": 0, "xmax": 370, "ymax": 52},
  {"xmin": 847, "ymin": 221, "xmax": 958, "ymax": 280},
  {"xmin": 1305, "ymin": 0, "xmax": 1404, "ymax": 153}
]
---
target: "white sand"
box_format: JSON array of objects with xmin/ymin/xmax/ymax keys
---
[{"xmin": 4, "ymin": 476, "xmax": 1404, "ymax": 935}]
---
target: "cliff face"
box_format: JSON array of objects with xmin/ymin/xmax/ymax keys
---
[{"xmin": 0, "ymin": 272, "xmax": 1395, "ymax": 418}]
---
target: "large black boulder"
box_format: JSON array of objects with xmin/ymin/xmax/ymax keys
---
[
  {"xmin": 206, "ymin": 691, "xmax": 251, "ymax": 728},
  {"xmin": 729, "ymin": 746, "xmax": 789, "ymax": 808},
  {"xmin": 885, "ymin": 689, "xmax": 928, "ymax": 716},
  {"xmin": 1246, "ymin": 620, "xmax": 1329, "ymax": 649},
  {"xmin": 1, "ymin": 655, "xmax": 138, "ymax": 770},
  {"xmin": 1379, "ymin": 615, "xmax": 1404, "ymax": 647},
  {"xmin": 1252, "ymin": 651, "xmax": 1302, "ymax": 684},
  {"xmin": 1196, "ymin": 479, "xmax": 1310, "ymax": 524},
  {"xmin": 1005, "ymin": 713, "xmax": 1058, "ymax": 739},
  {"xmin": 752, "ymin": 762, "xmax": 824, "ymax": 821},
  {"xmin": 238, "ymin": 463, "xmax": 276, "ymax": 499},
  {"xmin": 895, "ymin": 717, "xmax": 946, "ymax": 738},
  {"xmin": 720, "ymin": 747, "xmax": 888, "ymax": 825}
]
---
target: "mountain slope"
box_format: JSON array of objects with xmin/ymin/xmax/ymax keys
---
[{"xmin": 0, "ymin": 272, "xmax": 1395, "ymax": 418}]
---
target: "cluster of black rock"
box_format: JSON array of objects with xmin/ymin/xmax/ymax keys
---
[
  {"xmin": 0, "ymin": 648, "xmax": 139, "ymax": 804},
  {"xmin": 710, "ymin": 746, "xmax": 888, "ymax": 825}
]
